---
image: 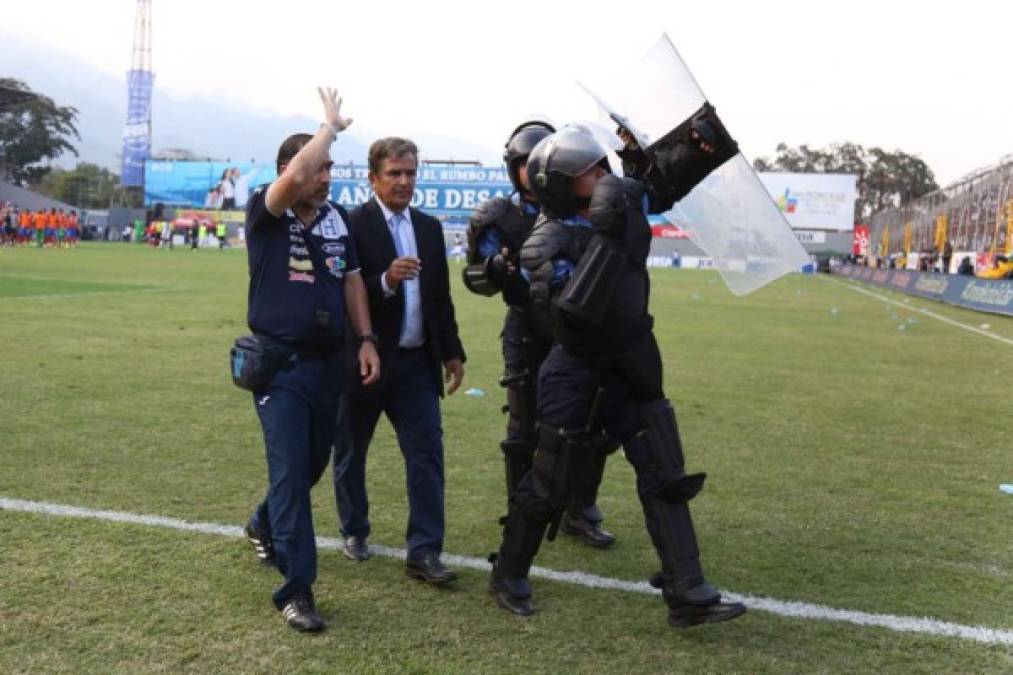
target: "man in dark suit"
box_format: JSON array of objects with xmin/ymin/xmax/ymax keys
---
[{"xmin": 332, "ymin": 137, "xmax": 466, "ymax": 584}]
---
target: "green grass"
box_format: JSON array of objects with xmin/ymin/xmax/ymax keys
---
[
  {"xmin": 0, "ymin": 273, "xmax": 159, "ymax": 299},
  {"xmin": 0, "ymin": 243, "xmax": 1011, "ymax": 673}
]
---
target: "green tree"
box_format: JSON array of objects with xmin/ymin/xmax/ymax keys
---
[
  {"xmin": 34, "ymin": 162, "xmax": 141, "ymax": 209},
  {"xmin": 0, "ymin": 78, "xmax": 79, "ymax": 185},
  {"xmin": 753, "ymin": 143, "xmax": 938, "ymax": 220}
]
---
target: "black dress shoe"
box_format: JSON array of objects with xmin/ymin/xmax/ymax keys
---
[
  {"xmin": 244, "ymin": 523, "xmax": 276, "ymax": 567},
  {"xmin": 489, "ymin": 564, "xmax": 534, "ymax": 617},
  {"xmin": 342, "ymin": 536, "xmax": 370, "ymax": 562},
  {"xmin": 280, "ymin": 594, "xmax": 326, "ymax": 633},
  {"xmin": 406, "ymin": 553, "xmax": 458, "ymax": 585},
  {"xmin": 668, "ymin": 600, "xmax": 746, "ymax": 628},
  {"xmin": 664, "ymin": 582, "xmax": 746, "ymax": 628},
  {"xmin": 561, "ymin": 513, "xmax": 616, "ymax": 548}
]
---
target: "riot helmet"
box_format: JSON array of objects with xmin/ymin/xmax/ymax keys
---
[
  {"xmin": 503, "ymin": 121, "xmax": 555, "ymax": 195},
  {"xmin": 525, "ymin": 124, "xmax": 611, "ymax": 218}
]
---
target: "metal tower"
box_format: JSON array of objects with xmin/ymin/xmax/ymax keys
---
[{"xmin": 121, "ymin": 0, "xmax": 153, "ymax": 188}]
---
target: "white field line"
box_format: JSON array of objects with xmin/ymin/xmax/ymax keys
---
[
  {"xmin": 825, "ymin": 276, "xmax": 1013, "ymax": 347},
  {"xmin": 0, "ymin": 287, "xmax": 178, "ymax": 302},
  {"xmin": 1, "ymin": 496, "xmax": 1011, "ymax": 646}
]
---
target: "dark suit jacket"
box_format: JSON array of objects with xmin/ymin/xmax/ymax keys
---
[{"xmin": 345, "ymin": 197, "xmax": 466, "ymax": 396}]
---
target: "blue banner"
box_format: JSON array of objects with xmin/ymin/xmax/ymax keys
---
[
  {"xmin": 121, "ymin": 69, "xmax": 154, "ymax": 188},
  {"xmin": 145, "ymin": 161, "xmax": 515, "ymax": 221},
  {"xmin": 837, "ymin": 265, "xmax": 1013, "ymax": 316},
  {"xmin": 146, "ymin": 160, "xmax": 684, "ymax": 233},
  {"xmin": 947, "ymin": 278, "xmax": 1013, "ymax": 314}
]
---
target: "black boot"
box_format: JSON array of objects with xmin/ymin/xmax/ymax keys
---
[
  {"xmin": 563, "ymin": 440, "xmax": 616, "ymax": 548},
  {"xmin": 491, "ymin": 499, "xmax": 549, "ymax": 617},
  {"xmin": 624, "ymin": 401, "xmax": 743, "ymax": 627},
  {"xmin": 664, "ymin": 582, "xmax": 746, "ymax": 628},
  {"xmin": 489, "ymin": 555, "xmax": 534, "ymax": 616},
  {"xmin": 652, "ymin": 500, "xmax": 745, "ymax": 628}
]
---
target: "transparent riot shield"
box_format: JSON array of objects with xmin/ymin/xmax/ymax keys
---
[{"xmin": 578, "ymin": 34, "xmax": 809, "ymax": 296}]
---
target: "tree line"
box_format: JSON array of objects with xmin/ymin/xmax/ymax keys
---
[{"xmin": 0, "ymin": 78, "xmax": 140, "ymax": 207}]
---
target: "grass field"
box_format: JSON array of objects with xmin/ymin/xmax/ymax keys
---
[{"xmin": 0, "ymin": 243, "xmax": 1010, "ymax": 673}]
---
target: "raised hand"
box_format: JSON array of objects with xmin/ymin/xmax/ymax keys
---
[{"xmin": 317, "ymin": 86, "xmax": 353, "ymax": 133}]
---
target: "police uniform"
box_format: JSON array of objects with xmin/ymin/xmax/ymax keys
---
[
  {"xmin": 244, "ymin": 183, "xmax": 359, "ymax": 611},
  {"xmin": 463, "ymin": 122, "xmax": 615, "ymax": 547},
  {"xmin": 490, "ymin": 122, "xmax": 746, "ymax": 627}
]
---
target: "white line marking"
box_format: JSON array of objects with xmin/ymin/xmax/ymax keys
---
[
  {"xmin": 1, "ymin": 495, "xmax": 1010, "ymax": 646},
  {"xmin": 826, "ymin": 276, "xmax": 1013, "ymax": 347}
]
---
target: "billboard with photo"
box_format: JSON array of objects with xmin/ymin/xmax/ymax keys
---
[{"xmin": 145, "ymin": 160, "xmax": 515, "ymax": 221}]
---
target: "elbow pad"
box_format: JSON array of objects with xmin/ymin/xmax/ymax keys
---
[
  {"xmin": 554, "ymin": 234, "xmax": 626, "ymax": 326},
  {"xmin": 462, "ymin": 255, "xmax": 509, "ymax": 297}
]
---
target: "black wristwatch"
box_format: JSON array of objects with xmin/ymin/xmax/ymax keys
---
[{"xmin": 358, "ymin": 333, "xmax": 379, "ymax": 345}]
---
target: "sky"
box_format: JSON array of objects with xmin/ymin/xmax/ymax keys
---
[{"xmin": 4, "ymin": 0, "xmax": 1012, "ymax": 186}]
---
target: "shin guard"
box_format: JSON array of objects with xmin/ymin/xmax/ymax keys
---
[
  {"xmin": 496, "ymin": 504, "xmax": 550, "ymax": 579},
  {"xmin": 637, "ymin": 399, "xmax": 706, "ymax": 503},
  {"xmin": 500, "ymin": 437, "xmax": 535, "ymax": 499},
  {"xmin": 566, "ymin": 436, "xmax": 613, "ymax": 523}
]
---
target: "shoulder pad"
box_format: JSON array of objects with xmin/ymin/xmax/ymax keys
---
[
  {"xmin": 588, "ymin": 176, "xmax": 646, "ymax": 236},
  {"xmin": 469, "ymin": 196, "xmax": 514, "ymax": 229},
  {"xmin": 520, "ymin": 215, "xmax": 571, "ymax": 272},
  {"xmin": 466, "ymin": 197, "xmax": 515, "ymax": 263}
]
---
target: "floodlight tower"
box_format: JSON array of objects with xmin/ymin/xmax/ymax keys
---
[{"xmin": 120, "ymin": 0, "xmax": 154, "ymax": 189}]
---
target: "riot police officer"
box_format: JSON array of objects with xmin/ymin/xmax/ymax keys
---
[
  {"xmin": 489, "ymin": 116, "xmax": 747, "ymax": 628},
  {"xmin": 463, "ymin": 121, "xmax": 615, "ymax": 548}
]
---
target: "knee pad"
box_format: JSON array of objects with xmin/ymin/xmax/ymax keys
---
[
  {"xmin": 632, "ymin": 399, "xmax": 706, "ymax": 503},
  {"xmin": 530, "ymin": 424, "xmax": 566, "ymax": 491},
  {"xmin": 503, "ymin": 372, "xmax": 537, "ymax": 436}
]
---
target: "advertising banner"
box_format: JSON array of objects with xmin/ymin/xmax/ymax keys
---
[
  {"xmin": 757, "ymin": 172, "xmax": 857, "ymax": 231},
  {"xmin": 853, "ymin": 225, "xmax": 870, "ymax": 255},
  {"xmin": 888, "ymin": 269, "xmax": 915, "ymax": 291},
  {"xmin": 837, "ymin": 265, "xmax": 1013, "ymax": 316},
  {"xmin": 147, "ymin": 157, "xmax": 854, "ymax": 244},
  {"xmin": 121, "ymin": 69, "xmax": 154, "ymax": 187},
  {"xmin": 910, "ymin": 274, "xmax": 951, "ymax": 300},
  {"xmin": 650, "ymin": 222, "xmax": 690, "ymax": 238},
  {"xmin": 145, "ymin": 161, "xmax": 514, "ymax": 220},
  {"xmin": 948, "ymin": 279, "xmax": 1013, "ymax": 314},
  {"xmin": 794, "ymin": 230, "xmax": 827, "ymax": 244}
]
